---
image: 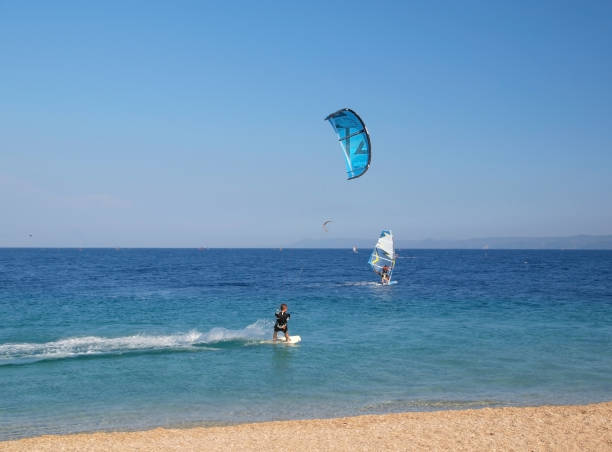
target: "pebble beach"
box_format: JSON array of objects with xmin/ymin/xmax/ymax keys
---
[{"xmin": 2, "ymin": 401, "xmax": 611, "ymax": 451}]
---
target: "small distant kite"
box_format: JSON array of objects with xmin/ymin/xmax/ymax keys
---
[{"xmin": 322, "ymin": 220, "xmax": 333, "ymax": 232}]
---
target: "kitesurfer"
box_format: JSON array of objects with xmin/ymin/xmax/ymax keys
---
[{"xmin": 273, "ymin": 303, "xmax": 291, "ymax": 342}]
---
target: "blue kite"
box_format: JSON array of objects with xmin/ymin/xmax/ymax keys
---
[{"xmin": 325, "ymin": 108, "xmax": 371, "ymax": 180}]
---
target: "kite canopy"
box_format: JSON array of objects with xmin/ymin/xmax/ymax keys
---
[{"xmin": 325, "ymin": 108, "xmax": 371, "ymax": 180}]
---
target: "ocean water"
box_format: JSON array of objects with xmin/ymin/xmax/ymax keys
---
[{"xmin": 1, "ymin": 248, "xmax": 611, "ymax": 440}]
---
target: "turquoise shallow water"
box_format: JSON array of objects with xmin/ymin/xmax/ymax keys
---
[{"xmin": 1, "ymin": 249, "xmax": 611, "ymax": 439}]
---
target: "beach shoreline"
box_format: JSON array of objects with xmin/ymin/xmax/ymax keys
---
[{"xmin": 2, "ymin": 401, "xmax": 611, "ymax": 451}]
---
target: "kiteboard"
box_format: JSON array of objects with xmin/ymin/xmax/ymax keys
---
[{"xmin": 262, "ymin": 335, "xmax": 301, "ymax": 344}]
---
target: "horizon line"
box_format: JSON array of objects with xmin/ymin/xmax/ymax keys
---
[{"xmin": 2, "ymin": 247, "xmax": 612, "ymax": 251}]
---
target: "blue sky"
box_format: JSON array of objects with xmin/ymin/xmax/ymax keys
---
[{"xmin": 1, "ymin": 1, "xmax": 611, "ymax": 247}]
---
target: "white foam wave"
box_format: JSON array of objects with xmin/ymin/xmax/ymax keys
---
[
  {"xmin": 0, "ymin": 319, "xmax": 272, "ymax": 363},
  {"xmin": 342, "ymin": 281, "xmax": 383, "ymax": 286},
  {"xmin": 195, "ymin": 320, "xmax": 270, "ymax": 343}
]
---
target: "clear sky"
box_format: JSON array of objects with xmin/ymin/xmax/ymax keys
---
[{"xmin": 1, "ymin": 1, "xmax": 611, "ymax": 247}]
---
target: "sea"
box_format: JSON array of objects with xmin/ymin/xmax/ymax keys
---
[{"xmin": 1, "ymin": 248, "xmax": 611, "ymax": 440}]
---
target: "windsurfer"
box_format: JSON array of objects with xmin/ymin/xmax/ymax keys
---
[{"xmin": 380, "ymin": 265, "xmax": 390, "ymax": 284}]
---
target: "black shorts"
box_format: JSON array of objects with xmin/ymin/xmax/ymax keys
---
[{"xmin": 274, "ymin": 325, "xmax": 288, "ymax": 333}]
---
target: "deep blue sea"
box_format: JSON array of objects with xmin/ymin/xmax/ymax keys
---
[{"xmin": 1, "ymin": 249, "xmax": 611, "ymax": 440}]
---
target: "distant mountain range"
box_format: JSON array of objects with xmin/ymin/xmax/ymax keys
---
[{"xmin": 290, "ymin": 235, "xmax": 612, "ymax": 250}]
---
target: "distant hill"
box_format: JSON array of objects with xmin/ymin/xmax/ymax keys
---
[{"xmin": 290, "ymin": 235, "xmax": 612, "ymax": 250}]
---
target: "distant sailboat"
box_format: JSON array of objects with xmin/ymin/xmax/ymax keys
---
[{"xmin": 352, "ymin": 246, "xmax": 358, "ymax": 253}]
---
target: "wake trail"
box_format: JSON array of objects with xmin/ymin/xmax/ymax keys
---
[{"xmin": 0, "ymin": 319, "xmax": 272, "ymax": 365}]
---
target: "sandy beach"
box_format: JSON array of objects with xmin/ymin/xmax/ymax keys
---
[{"xmin": 2, "ymin": 401, "xmax": 611, "ymax": 451}]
